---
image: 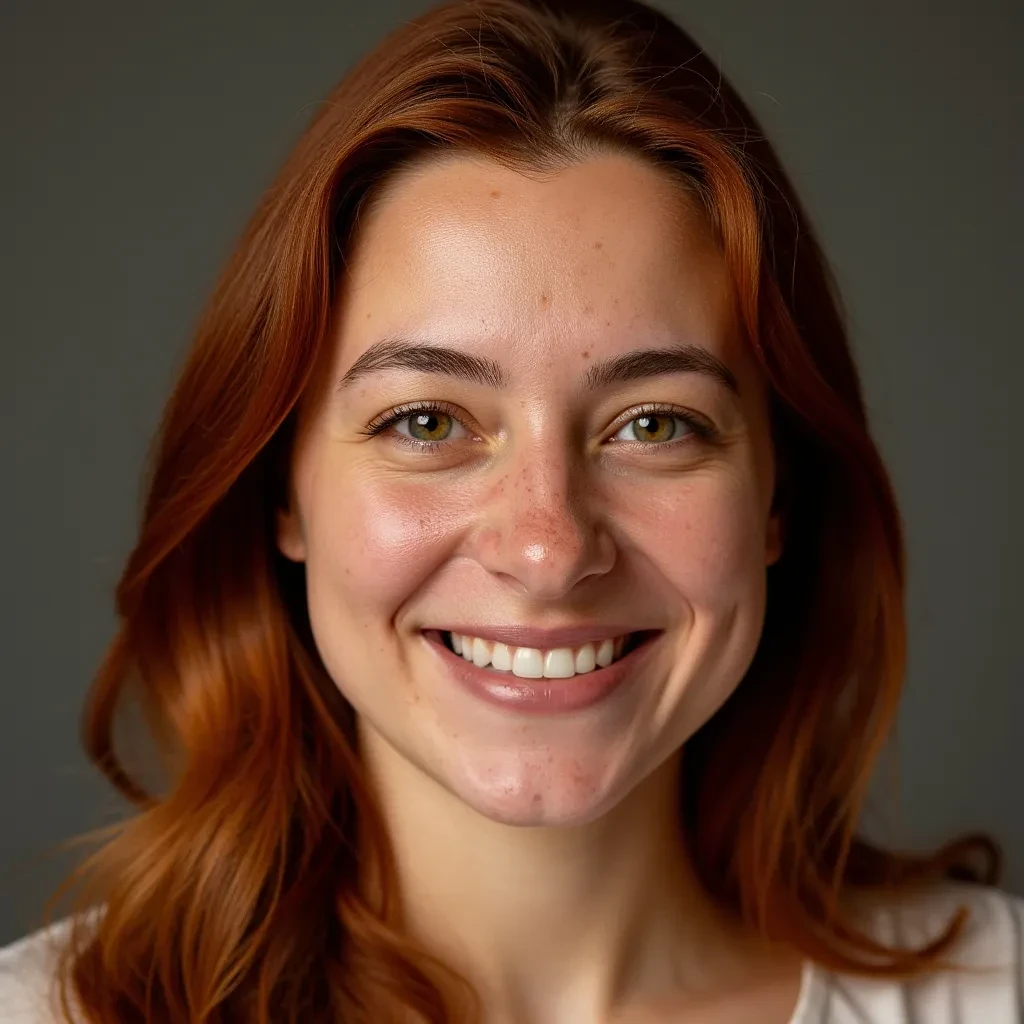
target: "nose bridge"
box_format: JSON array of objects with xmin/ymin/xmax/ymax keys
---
[{"xmin": 474, "ymin": 436, "xmax": 614, "ymax": 598}]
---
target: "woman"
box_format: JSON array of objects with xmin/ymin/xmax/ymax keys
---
[{"xmin": 1, "ymin": 0, "xmax": 1019, "ymax": 1021}]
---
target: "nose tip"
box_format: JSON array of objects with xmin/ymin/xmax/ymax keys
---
[{"xmin": 474, "ymin": 504, "xmax": 616, "ymax": 600}]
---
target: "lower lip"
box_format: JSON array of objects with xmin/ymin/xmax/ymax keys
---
[{"xmin": 422, "ymin": 630, "xmax": 660, "ymax": 714}]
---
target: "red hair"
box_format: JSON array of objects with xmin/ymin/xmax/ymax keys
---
[{"xmin": 41, "ymin": 0, "xmax": 998, "ymax": 1020}]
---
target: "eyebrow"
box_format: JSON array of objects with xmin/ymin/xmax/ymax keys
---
[{"xmin": 336, "ymin": 338, "xmax": 739, "ymax": 395}]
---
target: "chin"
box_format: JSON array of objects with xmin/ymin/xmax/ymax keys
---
[{"xmin": 438, "ymin": 746, "xmax": 630, "ymax": 827}]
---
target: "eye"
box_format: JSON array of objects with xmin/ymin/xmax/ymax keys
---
[
  {"xmin": 361, "ymin": 402, "xmax": 475, "ymax": 451},
  {"xmin": 394, "ymin": 409, "xmax": 469, "ymax": 443},
  {"xmin": 611, "ymin": 412, "xmax": 696, "ymax": 444}
]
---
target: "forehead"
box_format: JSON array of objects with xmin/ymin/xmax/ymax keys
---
[{"xmin": 334, "ymin": 152, "xmax": 744, "ymax": 374}]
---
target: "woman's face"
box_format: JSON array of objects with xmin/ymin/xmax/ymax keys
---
[{"xmin": 278, "ymin": 151, "xmax": 781, "ymax": 826}]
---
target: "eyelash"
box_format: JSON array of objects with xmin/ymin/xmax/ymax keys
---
[{"xmin": 360, "ymin": 401, "xmax": 718, "ymax": 454}]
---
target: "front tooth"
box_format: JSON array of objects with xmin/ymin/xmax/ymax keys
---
[
  {"xmin": 512, "ymin": 646, "xmax": 544, "ymax": 678},
  {"xmin": 574, "ymin": 643, "xmax": 597, "ymax": 674},
  {"xmin": 472, "ymin": 637, "xmax": 493, "ymax": 668},
  {"xmin": 491, "ymin": 642, "xmax": 513, "ymax": 671},
  {"xmin": 461, "ymin": 635, "xmax": 474, "ymax": 660},
  {"xmin": 596, "ymin": 638, "xmax": 614, "ymax": 667},
  {"xmin": 543, "ymin": 648, "xmax": 575, "ymax": 678},
  {"xmin": 451, "ymin": 633, "xmax": 463, "ymax": 655}
]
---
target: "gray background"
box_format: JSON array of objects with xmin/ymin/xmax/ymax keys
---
[{"xmin": 3, "ymin": 0, "xmax": 1020, "ymax": 946}]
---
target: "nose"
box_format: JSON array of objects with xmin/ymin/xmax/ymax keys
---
[{"xmin": 470, "ymin": 441, "xmax": 616, "ymax": 601}]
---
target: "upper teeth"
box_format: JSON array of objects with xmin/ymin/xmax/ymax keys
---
[{"xmin": 448, "ymin": 633, "xmax": 630, "ymax": 678}]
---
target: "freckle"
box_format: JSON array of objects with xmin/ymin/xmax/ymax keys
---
[
  {"xmin": 490, "ymin": 190, "xmax": 501, "ymax": 198},
  {"xmin": 605, "ymin": 319, "xmax": 611, "ymax": 326},
  {"xmin": 539, "ymin": 293, "xmax": 549, "ymax": 308},
  {"xmin": 532, "ymin": 793, "xmax": 542, "ymax": 804},
  {"xmin": 580, "ymin": 349, "xmax": 590, "ymax": 359}
]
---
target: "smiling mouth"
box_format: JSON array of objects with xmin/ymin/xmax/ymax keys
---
[{"xmin": 428, "ymin": 629, "xmax": 658, "ymax": 679}]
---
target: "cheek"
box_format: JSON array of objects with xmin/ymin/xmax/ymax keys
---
[
  {"xmin": 302, "ymin": 468, "xmax": 460, "ymax": 617},
  {"xmin": 620, "ymin": 469, "xmax": 767, "ymax": 606}
]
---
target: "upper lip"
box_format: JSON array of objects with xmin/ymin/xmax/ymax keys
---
[{"xmin": 431, "ymin": 625, "xmax": 652, "ymax": 649}]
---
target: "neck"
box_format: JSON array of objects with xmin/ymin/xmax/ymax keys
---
[{"xmin": 355, "ymin": 728, "xmax": 792, "ymax": 1024}]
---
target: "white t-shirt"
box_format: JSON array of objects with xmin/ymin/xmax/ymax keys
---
[{"xmin": 0, "ymin": 883, "xmax": 1020, "ymax": 1022}]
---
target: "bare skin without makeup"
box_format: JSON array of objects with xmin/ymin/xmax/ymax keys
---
[{"xmin": 277, "ymin": 151, "xmax": 795, "ymax": 1024}]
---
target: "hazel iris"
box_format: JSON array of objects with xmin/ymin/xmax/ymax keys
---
[
  {"xmin": 631, "ymin": 415, "xmax": 675, "ymax": 442},
  {"xmin": 408, "ymin": 412, "xmax": 452, "ymax": 441}
]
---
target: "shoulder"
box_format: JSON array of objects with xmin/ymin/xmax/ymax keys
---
[
  {"xmin": 797, "ymin": 882, "xmax": 1024, "ymax": 1023},
  {"xmin": 0, "ymin": 909, "xmax": 100, "ymax": 1024},
  {"xmin": 858, "ymin": 882, "xmax": 1023, "ymax": 960}
]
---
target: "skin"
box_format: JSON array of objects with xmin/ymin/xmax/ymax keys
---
[{"xmin": 277, "ymin": 151, "xmax": 801, "ymax": 1024}]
